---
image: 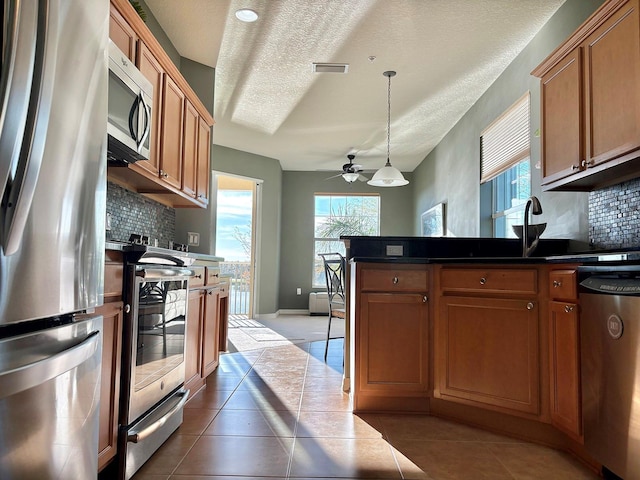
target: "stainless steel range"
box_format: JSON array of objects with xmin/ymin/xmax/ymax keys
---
[{"xmin": 118, "ymin": 244, "xmax": 194, "ymax": 479}]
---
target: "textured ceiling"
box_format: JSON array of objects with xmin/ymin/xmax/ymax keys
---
[{"xmin": 145, "ymin": 0, "xmax": 566, "ymax": 174}]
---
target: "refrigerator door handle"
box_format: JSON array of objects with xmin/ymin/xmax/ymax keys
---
[
  {"xmin": 0, "ymin": 330, "xmax": 100, "ymax": 400},
  {"xmin": 0, "ymin": 0, "xmax": 38, "ymax": 203},
  {"xmin": 3, "ymin": 0, "xmax": 58, "ymax": 256}
]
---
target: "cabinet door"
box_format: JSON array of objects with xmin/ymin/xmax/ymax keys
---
[
  {"xmin": 585, "ymin": 1, "xmax": 640, "ymax": 167},
  {"xmin": 436, "ymin": 296, "xmax": 539, "ymax": 415},
  {"xmin": 96, "ymin": 302, "xmax": 123, "ymax": 472},
  {"xmin": 109, "ymin": 3, "xmax": 137, "ymax": 61},
  {"xmin": 135, "ymin": 41, "xmax": 163, "ymax": 177},
  {"xmin": 159, "ymin": 74, "xmax": 185, "ymax": 189},
  {"xmin": 182, "ymin": 100, "xmax": 198, "ymax": 198},
  {"xmin": 540, "ymin": 48, "xmax": 583, "ymax": 185},
  {"xmin": 196, "ymin": 117, "xmax": 211, "ymax": 205},
  {"xmin": 357, "ymin": 293, "xmax": 429, "ymax": 395},
  {"xmin": 201, "ymin": 288, "xmax": 220, "ymax": 378},
  {"xmin": 549, "ymin": 301, "xmax": 582, "ymax": 440},
  {"xmin": 185, "ymin": 289, "xmax": 204, "ymax": 393}
]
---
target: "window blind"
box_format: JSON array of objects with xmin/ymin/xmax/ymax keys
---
[{"xmin": 480, "ymin": 93, "xmax": 530, "ymax": 183}]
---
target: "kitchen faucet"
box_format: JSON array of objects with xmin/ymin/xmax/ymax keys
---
[{"xmin": 523, "ymin": 196, "xmax": 543, "ymax": 257}]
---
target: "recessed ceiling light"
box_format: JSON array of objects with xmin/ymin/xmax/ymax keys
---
[{"xmin": 235, "ymin": 9, "xmax": 258, "ymax": 22}]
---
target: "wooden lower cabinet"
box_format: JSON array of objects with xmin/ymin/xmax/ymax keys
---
[
  {"xmin": 96, "ymin": 301, "xmax": 123, "ymax": 472},
  {"xmin": 435, "ymin": 296, "xmax": 540, "ymax": 416},
  {"xmin": 201, "ymin": 288, "xmax": 221, "ymax": 377},
  {"xmin": 185, "ymin": 289, "xmax": 205, "ymax": 392},
  {"xmin": 352, "ymin": 263, "xmax": 429, "ymax": 412},
  {"xmin": 185, "ymin": 286, "xmax": 220, "ymax": 394}
]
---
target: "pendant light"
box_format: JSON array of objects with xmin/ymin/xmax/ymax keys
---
[{"xmin": 368, "ymin": 71, "xmax": 409, "ymax": 187}]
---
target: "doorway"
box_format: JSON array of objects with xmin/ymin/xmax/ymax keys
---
[{"xmin": 214, "ymin": 174, "xmax": 258, "ymax": 319}]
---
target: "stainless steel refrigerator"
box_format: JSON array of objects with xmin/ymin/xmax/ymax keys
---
[{"xmin": 0, "ymin": 0, "xmax": 108, "ymax": 478}]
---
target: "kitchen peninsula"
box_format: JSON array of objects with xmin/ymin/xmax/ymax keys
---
[{"xmin": 343, "ymin": 235, "xmax": 619, "ymax": 473}]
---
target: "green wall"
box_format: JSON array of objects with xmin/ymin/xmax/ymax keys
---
[
  {"xmin": 279, "ymin": 171, "xmax": 414, "ymax": 310},
  {"xmin": 412, "ymin": 0, "xmax": 604, "ymax": 243},
  {"xmin": 175, "ymin": 145, "xmax": 283, "ymax": 317}
]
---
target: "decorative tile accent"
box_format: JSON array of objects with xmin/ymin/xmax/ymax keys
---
[
  {"xmin": 106, "ymin": 182, "xmax": 175, "ymax": 247},
  {"xmin": 589, "ymin": 178, "xmax": 640, "ymax": 249}
]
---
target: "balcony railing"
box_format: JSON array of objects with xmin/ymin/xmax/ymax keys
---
[{"xmin": 220, "ymin": 261, "xmax": 251, "ymax": 316}]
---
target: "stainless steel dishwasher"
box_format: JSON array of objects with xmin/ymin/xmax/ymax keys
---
[{"xmin": 579, "ymin": 265, "xmax": 640, "ymax": 480}]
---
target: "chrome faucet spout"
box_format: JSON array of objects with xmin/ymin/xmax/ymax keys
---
[{"xmin": 523, "ymin": 196, "xmax": 543, "ymax": 257}]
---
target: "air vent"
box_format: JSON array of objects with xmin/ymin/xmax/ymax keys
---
[{"xmin": 312, "ymin": 63, "xmax": 349, "ymax": 74}]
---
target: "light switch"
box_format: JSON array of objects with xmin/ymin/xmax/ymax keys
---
[{"xmin": 187, "ymin": 232, "xmax": 200, "ymax": 246}]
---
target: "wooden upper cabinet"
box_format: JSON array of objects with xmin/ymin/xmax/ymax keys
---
[
  {"xmin": 160, "ymin": 74, "xmax": 185, "ymax": 190},
  {"xmin": 534, "ymin": 0, "xmax": 640, "ymax": 191},
  {"xmin": 107, "ymin": 0, "xmax": 214, "ymax": 208},
  {"xmin": 135, "ymin": 41, "xmax": 163, "ymax": 177},
  {"xmin": 196, "ymin": 117, "xmax": 211, "ymax": 205},
  {"xmin": 182, "ymin": 100, "xmax": 199, "ymax": 198},
  {"xmin": 109, "ymin": 4, "xmax": 137, "ymax": 61},
  {"xmin": 585, "ymin": 1, "xmax": 640, "ymax": 167},
  {"xmin": 540, "ymin": 49, "xmax": 583, "ymax": 185}
]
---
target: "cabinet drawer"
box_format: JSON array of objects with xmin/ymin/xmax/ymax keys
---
[
  {"xmin": 206, "ymin": 266, "xmax": 220, "ymax": 285},
  {"xmin": 440, "ymin": 268, "xmax": 537, "ymax": 295},
  {"xmin": 219, "ymin": 281, "xmax": 229, "ymax": 298},
  {"xmin": 361, "ymin": 267, "xmax": 428, "ymax": 292},
  {"xmin": 190, "ymin": 266, "xmax": 206, "ymax": 288},
  {"xmin": 549, "ymin": 270, "xmax": 577, "ymax": 300}
]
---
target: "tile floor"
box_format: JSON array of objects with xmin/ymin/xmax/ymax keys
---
[{"xmin": 131, "ymin": 339, "xmax": 600, "ymax": 480}]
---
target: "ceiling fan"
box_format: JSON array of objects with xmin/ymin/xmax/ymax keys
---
[{"xmin": 327, "ymin": 154, "xmax": 368, "ymax": 183}]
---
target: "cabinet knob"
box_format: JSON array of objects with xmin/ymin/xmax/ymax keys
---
[
  {"xmin": 564, "ymin": 305, "xmax": 574, "ymax": 313},
  {"xmin": 124, "ymin": 304, "xmax": 131, "ymax": 314},
  {"xmin": 393, "ymin": 276, "xmax": 399, "ymax": 284},
  {"xmin": 553, "ymin": 280, "xmax": 562, "ymax": 288},
  {"xmin": 423, "ymin": 296, "xmax": 428, "ymax": 303},
  {"xmin": 194, "ymin": 274, "xmax": 202, "ymax": 279},
  {"xmin": 572, "ymin": 164, "xmax": 580, "ymax": 171},
  {"xmin": 526, "ymin": 302, "xmax": 535, "ymax": 310},
  {"xmin": 479, "ymin": 277, "xmax": 486, "ymax": 285}
]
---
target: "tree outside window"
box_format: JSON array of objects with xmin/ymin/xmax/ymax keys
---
[{"xmin": 313, "ymin": 194, "xmax": 380, "ymax": 286}]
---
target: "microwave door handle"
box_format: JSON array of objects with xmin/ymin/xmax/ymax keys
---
[
  {"xmin": 0, "ymin": 0, "xmax": 38, "ymax": 207},
  {"xmin": 3, "ymin": 0, "xmax": 57, "ymax": 256},
  {"xmin": 137, "ymin": 92, "xmax": 150, "ymax": 153},
  {"xmin": 128, "ymin": 92, "xmax": 139, "ymax": 142}
]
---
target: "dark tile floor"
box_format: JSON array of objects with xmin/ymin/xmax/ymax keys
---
[{"xmin": 129, "ymin": 337, "xmax": 599, "ymax": 480}]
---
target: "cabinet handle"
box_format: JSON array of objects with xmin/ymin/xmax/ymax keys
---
[
  {"xmin": 571, "ymin": 164, "xmax": 580, "ymax": 170},
  {"xmin": 564, "ymin": 305, "xmax": 574, "ymax": 313},
  {"xmin": 553, "ymin": 280, "xmax": 562, "ymax": 288},
  {"xmin": 526, "ymin": 302, "xmax": 534, "ymax": 310},
  {"xmin": 124, "ymin": 304, "xmax": 131, "ymax": 314},
  {"xmin": 479, "ymin": 277, "xmax": 486, "ymax": 285},
  {"xmin": 422, "ymin": 296, "xmax": 428, "ymax": 303},
  {"xmin": 393, "ymin": 276, "xmax": 399, "ymax": 284},
  {"xmin": 194, "ymin": 274, "xmax": 202, "ymax": 279}
]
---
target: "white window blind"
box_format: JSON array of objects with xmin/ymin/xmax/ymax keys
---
[{"xmin": 481, "ymin": 93, "xmax": 530, "ymax": 183}]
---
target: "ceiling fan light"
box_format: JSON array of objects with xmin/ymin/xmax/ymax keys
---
[
  {"xmin": 367, "ymin": 162, "xmax": 408, "ymax": 187},
  {"xmin": 342, "ymin": 172, "xmax": 360, "ymax": 183}
]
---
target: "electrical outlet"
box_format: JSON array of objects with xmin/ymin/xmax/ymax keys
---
[{"xmin": 296, "ymin": 288, "xmax": 302, "ymax": 295}]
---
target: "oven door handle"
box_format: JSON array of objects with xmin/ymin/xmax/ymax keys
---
[
  {"xmin": 137, "ymin": 267, "xmax": 194, "ymax": 279},
  {"xmin": 127, "ymin": 389, "xmax": 190, "ymax": 444}
]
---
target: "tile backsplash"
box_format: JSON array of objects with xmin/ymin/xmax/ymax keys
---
[
  {"xmin": 106, "ymin": 182, "xmax": 175, "ymax": 246},
  {"xmin": 589, "ymin": 177, "xmax": 640, "ymax": 249}
]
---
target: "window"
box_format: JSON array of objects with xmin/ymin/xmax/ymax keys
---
[
  {"xmin": 481, "ymin": 93, "xmax": 531, "ymax": 238},
  {"xmin": 313, "ymin": 194, "xmax": 380, "ymax": 286}
]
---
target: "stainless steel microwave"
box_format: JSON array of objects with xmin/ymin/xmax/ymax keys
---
[{"xmin": 107, "ymin": 40, "xmax": 153, "ymax": 164}]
